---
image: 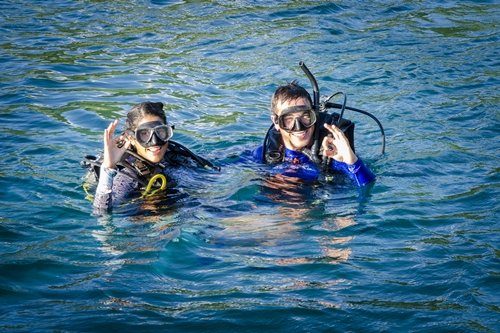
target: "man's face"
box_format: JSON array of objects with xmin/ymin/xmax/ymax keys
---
[{"xmin": 273, "ymin": 97, "xmax": 315, "ymax": 151}]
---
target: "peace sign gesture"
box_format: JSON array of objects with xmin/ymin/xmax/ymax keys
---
[{"xmin": 321, "ymin": 123, "xmax": 358, "ymax": 165}]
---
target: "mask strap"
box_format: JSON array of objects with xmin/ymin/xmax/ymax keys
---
[{"xmin": 279, "ymin": 105, "xmax": 312, "ymax": 116}]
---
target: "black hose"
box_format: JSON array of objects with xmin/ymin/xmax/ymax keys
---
[
  {"xmin": 169, "ymin": 141, "xmax": 221, "ymax": 171},
  {"xmin": 323, "ymin": 92, "xmax": 347, "ymax": 126},
  {"xmin": 325, "ymin": 102, "xmax": 386, "ymax": 154},
  {"xmin": 261, "ymin": 123, "xmax": 275, "ymax": 163}
]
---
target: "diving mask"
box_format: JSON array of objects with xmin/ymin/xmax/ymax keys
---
[
  {"xmin": 274, "ymin": 105, "xmax": 317, "ymax": 133},
  {"xmin": 134, "ymin": 121, "xmax": 173, "ymax": 148}
]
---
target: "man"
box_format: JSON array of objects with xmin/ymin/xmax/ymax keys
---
[{"xmin": 253, "ymin": 82, "xmax": 375, "ymax": 186}]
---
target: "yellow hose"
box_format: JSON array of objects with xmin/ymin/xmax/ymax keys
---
[
  {"xmin": 82, "ymin": 181, "xmax": 94, "ymax": 202},
  {"xmin": 142, "ymin": 174, "xmax": 167, "ymax": 197}
]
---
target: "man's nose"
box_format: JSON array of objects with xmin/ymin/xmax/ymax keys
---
[{"xmin": 293, "ymin": 117, "xmax": 305, "ymax": 131}]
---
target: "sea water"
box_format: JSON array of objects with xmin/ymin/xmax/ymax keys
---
[{"xmin": 0, "ymin": 1, "xmax": 498, "ymax": 332}]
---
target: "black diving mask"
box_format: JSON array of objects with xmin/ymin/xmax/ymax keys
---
[
  {"xmin": 134, "ymin": 121, "xmax": 173, "ymax": 148},
  {"xmin": 274, "ymin": 105, "xmax": 317, "ymax": 133}
]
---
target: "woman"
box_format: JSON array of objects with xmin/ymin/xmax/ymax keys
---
[{"xmin": 87, "ymin": 102, "xmax": 217, "ymax": 214}]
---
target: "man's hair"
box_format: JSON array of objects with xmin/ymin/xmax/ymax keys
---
[
  {"xmin": 270, "ymin": 81, "xmax": 313, "ymax": 114},
  {"xmin": 126, "ymin": 102, "xmax": 167, "ymax": 130}
]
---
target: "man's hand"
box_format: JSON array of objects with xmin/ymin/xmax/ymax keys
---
[
  {"xmin": 102, "ymin": 119, "xmax": 131, "ymax": 169},
  {"xmin": 321, "ymin": 123, "xmax": 358, "ymax": 165}
]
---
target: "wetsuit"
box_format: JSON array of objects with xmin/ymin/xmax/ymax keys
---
[
  {"xmin": 90, "ymin": 142, "xmax": 216, "ymax": 214},
  {"xmin": 252, "ymin": 145, "xmax": 375, "ymax": 186},
  {"xmin": 93, "ymin": 154, "xmax": 171, "ymax": 214}
]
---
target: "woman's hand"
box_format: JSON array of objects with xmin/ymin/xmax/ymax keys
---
[
  {"xmin": 321, "ymin": 123, "xmax": 358, "ymax": 165},
  {"xmin": 102, "ymin": 119, "xmax": 131, "ymax": 169}
]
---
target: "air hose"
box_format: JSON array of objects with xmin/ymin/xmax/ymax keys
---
[{"xmin": 142, "ymin": 174, "xmax": 167, "ymax": 197}]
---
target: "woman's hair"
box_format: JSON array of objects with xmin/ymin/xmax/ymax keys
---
[
  {"xmin": 126, "ymin": 102, "xmax": 167, "ymax": 131},
  {"xmin": 270, "ymin": 81, "xmax": 313, "ymax": 115}
]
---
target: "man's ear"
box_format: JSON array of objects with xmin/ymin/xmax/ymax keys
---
[{"xmin": 271, "ymin": 115, "xmax": 280, "ymax": 131}]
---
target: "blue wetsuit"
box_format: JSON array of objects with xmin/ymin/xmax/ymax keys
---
[{"xmin": 252, "ymin": 146, "xmax": 375, "ymax": 186}]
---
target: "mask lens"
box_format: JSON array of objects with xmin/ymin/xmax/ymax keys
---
[
  {"xmin": 136, "ymin": 128, "xmax": 153, "ymax": 144},
  {"xmin": 154, "ymin": 125, "xmax": 172, "ymax": 141},
  {"xmin": 282, "ymin": 115, "xmax": 296, "ymax": 130},
  {"xmin": 300, "ymin": 111, "xmax": 314, "ymax": 126}
]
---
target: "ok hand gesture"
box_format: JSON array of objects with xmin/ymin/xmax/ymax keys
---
[
  {"xmin": 321, "ymin": 123, "xmax": 358, "ymax": 165},
  {"xmin": 102, "ymin": 119, "xmax": 131, "ymax": 169}
]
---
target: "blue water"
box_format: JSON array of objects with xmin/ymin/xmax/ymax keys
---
[{"xmin": 1, "ymin": 1, "xmax": 498, "ymax": 332}]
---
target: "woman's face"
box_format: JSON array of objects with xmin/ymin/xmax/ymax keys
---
[{"xmin": 132, "ymin": 115, "xmax": 169, "ymax": 163}]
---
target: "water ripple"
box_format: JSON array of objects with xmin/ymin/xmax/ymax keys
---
[{"xmin": 0, "ymin": 0, "xmax": 498, "ymax": 331}]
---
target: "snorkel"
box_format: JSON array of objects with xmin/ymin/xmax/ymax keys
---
[
  {"xmin": 299, "ymin": 61, "xmax": 386, "ymax": 155},
  {"xmin": 299, "ymin": 62, "xmax": 321, "ymax": 163}
]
